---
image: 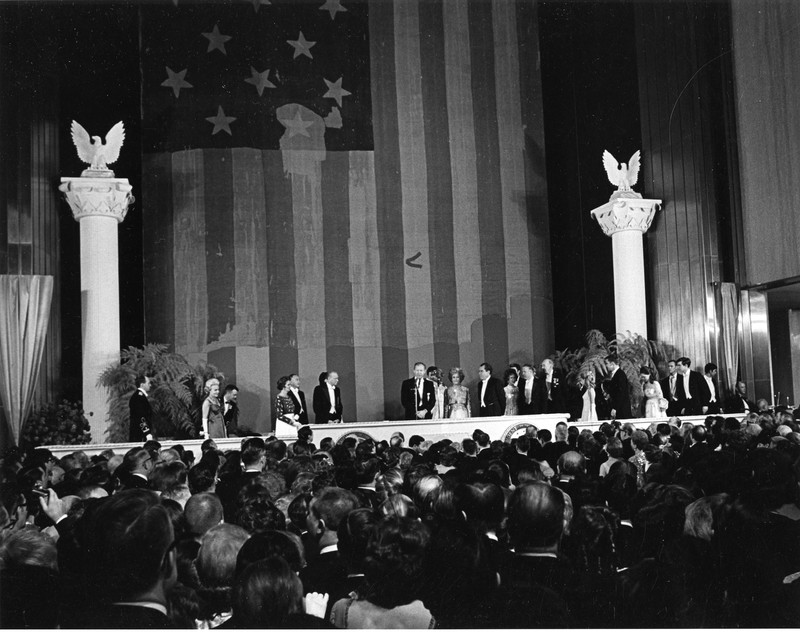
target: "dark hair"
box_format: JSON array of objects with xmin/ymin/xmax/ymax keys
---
[
  {"xmin": 184, "ymin": 492, "xmax": 224, "ymax": 537},
  {"xmin": 318, "ymin": 371, "xmax": 328, "ymax": 385},
  {"xmin": 503, "ymin": 368, "xmax": 517, "ymax": 385},
  {"xmin": 232, "ymin": 557, "xmax": 303, "ymax": 628},
  {"xmin": 134, "ymin": 373, "xmax": 154, "ymax": 388},
  {"xmin": 639, "ymin": 366, "xmax": 655, "ymax": 383},
  {"xmin": 235, "ymin": 530, "xmax": 305, "ymax": 576},
  {"xmin": 571, "ymin": 505, "xmax": 620, "ymax": 575},
  {"xmin": 297, "ymin": 426, "xmax": 313, "ymax": 442},
  {"xmin": 537, "ymin": 428, "xmax": 552, "ymax": 443},
  {"xmin": 338, "ymin": 507, "xmax": 379, "ymax": 573},
  {"xmin": 462, "ymin": 438, "xmax": 477, "ymax": 455},
  {"xmin": 605, "ymin": 353, "xmax": 619, "ymax": 365},
  {"xmin": 188, "ymin": 464, "xmax": 217, "ymax": 495},
  {"xmin": 480, "ymin": 362, "xmax": 493, "ymax": 374},
  {"xmin": 677, "ymin": 356, "xmax": 691, "ymax": 368},
  {"xmin": 233, "ymin": 495, "xmax": 286, "ymax": 535},
  {"xmin": 507, "ymin": 482, "xmax": 565, "ymax": 549},
  {"xmin": 458, "ymin": 482, "xmax": 504, "ymax": 531},
  {"xmin": 363, "ymin": 518, "xmax": 430, "ymax": 608},
  {"xmin": 310, "ymin": 487, "xmax": 360, "ymax": 531},
  {"xmin": 704, "ymin": 363, "xmax": 717, "ymax": 373},
  {"xmin": 224, "ymin": 384, "xmax": 238, "ymax": 394},
  {"xmin": 276, "ymin": 376, "xmax": 289, "ymax": 391}
]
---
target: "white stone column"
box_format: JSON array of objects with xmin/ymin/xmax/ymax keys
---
[
  {"xmin": 591, "ymin": 194, "xmax": 661, "ymax": 338},
  {"xmin": 59, "ymin": 177, "xmax": 132, "ymax": 443}
]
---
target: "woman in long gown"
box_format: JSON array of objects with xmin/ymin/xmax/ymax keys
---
[
  {"xmin": 202, "ymin": 378, "xmax": 227, "ymax": 439},
  {"xmin": 446, "ymin": 367, "xmax": 471, "ymax": 419},
  {"xmin": 274, "ymin": 375, "xmax": 302, "ymax": 428},
  {"xmin": 427, "ymin": 366, "xmax": 448, "ymax": 420},
  {"xmin": 639, "ymin": 366, "xmax": 665, "ymax": 418},
  {"xmin": 503, "ymin": 368, "xmax": 519, "ymax": 416},
  {"xmin": 580, "ymin": 370, "xmax": 599, "ymax": 422}
]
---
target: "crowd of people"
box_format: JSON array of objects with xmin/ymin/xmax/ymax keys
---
[{"xmin": 2, "ymin": 406, "xmax": 800, "ymax": 628}]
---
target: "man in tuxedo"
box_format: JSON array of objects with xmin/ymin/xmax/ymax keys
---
[
  {"xmin": 702, "ymin": 363, "xmax": 721, "ymax": 414},
  {"xmin": 517, "ymin": 363, "xmax": 537, "ymax": 414},
  {"xmin": 287, "ymin": 373, "xmax": 309, "ymax": 425},
  {"xmin": 222, "ymin": 384, "xmax": 239, "ymax": 436},
  {"xmin": 534, "ymin": 358, "xmax": 566, "ymax": 414},
  {"xmin": 313, "ymin": 370, "xmax": 344, "ymax": 423},
  {"xmin": 129, "ymin": 373, "xmax": 155, "ymax": 443},
  {"xmin": 604, "ymin": 354, "xmax": 632, "ymax": 419},
  {"xmin": 676, "ymin": 357, "xmax": 710, "ymax": 415},
  {"xmin": 477, "ymin": 362, "xmax": 506, "ymax": 417},
  {"xmin": 726, "ymin": 380, "xmax": 756, "ymax": 413},
  {"xmin": 659, "ymin": 360, "xmax": 681, "ymax": 417},
  {"xmin": 401, "ymin": 362, "xmax": 436, "ymax": 420}
]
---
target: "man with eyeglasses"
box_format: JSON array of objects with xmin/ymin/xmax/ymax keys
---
[{"xmin": 119, "ymin": 448, "xmax": 156, "ymax": 491}]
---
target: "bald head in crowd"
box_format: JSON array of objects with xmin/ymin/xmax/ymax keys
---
[{"xmin": 184, "ymin": 492, "xmax": 224, "ymax": 538}]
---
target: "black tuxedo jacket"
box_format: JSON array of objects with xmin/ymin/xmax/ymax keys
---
[
  {"xmin": 313, "ymin": 384, "xmax": 343, "ymax": 423},
  {"xmin": 606, "ymin": 369, "xmax": 632, "ymax": 419},
  {"xmin": 533, "ymin": 371, "xmax": 567, "ymax": 414},
  {"xmin": 128, "ymin": 389, "xmax": 153, "ymax": 442},
  {"xmin": 517, "ymin": 377, "xmax": 537, "ymax": 414},
  {"xmin": 401, "ymin": 378, "xmax": 436, "ymax": 420},
  {"xmin": 223, "ymin": 399, "xmax": 239, "ymax": 435},
  {"xmin": 288, "ymin": 389, "xmax": 309, "ymax": 425},
  {"xmin": 660, "ymin": 374, "xmax": 683, "ymax": 416},
  {"xmin": 476, "ymin": 376, "xmax": 505, "ymax": 417},
  {"xmin": 726, "ymin": 393, "xmax": 756, "ymax": 414},
  {"xmin": 677, "ymin": 371, "xmax": 711, "ymax": 415}
]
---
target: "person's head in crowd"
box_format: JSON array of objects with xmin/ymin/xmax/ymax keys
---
[
  {"xmin": 320, "ymin": 437, "xmax": 335, "ymax": 452},
  {"xmin": 503, "ymin": 367, "xmax": 518, "ymax": 387},
  {"xmin": 106, "ymin": 454, "xmax": 124, "ymax": 475},
  {"xmin": 557, "ymin": 451, "xmax": 586, "ymax": 479},
  {"xmin": 47, "ymin": 464, "xmax": 65, "ymax": 488},
  {"xmin": 338, "ymin": 507, "xmax": 379, "ymax": 574},
  {"xmin": 234, "ymin": 495, "xmax": 285, "ymax": 534},
  {"xmin": 160, "ymin": 497, "xmax": 186, "ymax": 542},
  {"xmin": 485, "ymin": 459, "xmax": 512, "ymax": 488},
  {"xmin": 379, "ymin": 493, "xmax": 419, "ymax": 520},
  {"xmin": 188, "ymin": 463, "xmax": 217, "ymax": 494},
  {"xmin": 554, "ymin": 421, "xmax": 568, "ymax": 443},
  {"xmin": 232, "ymin": 557, "xmax": 303, "ymax": 628},
  {"xmin": 82, "ymin": 489, "xmax": 177, "ymax": 605},
  {"xmin": 0, "ymin": 527, "xmax": 57, "ymax": 571},
  {"xmin": 603, "ymin": 461, "xmax": 638, "ymax": 520},
  {"xmin": 570, "ymin": 505, "xmax": 620, "ymax": 574},
  {"xmin": 606, "ymin": 437, "xmax": 624, "ymax": 460},
  {"xmin": 408, "ymin": 435, "xmax": 425, "ymax": 452},
  {"xmin": 426, "ymin": 365, "xmax": 443, "ymax": 385},
  {"xmin": 159, "ymin": 448, "xmax": 181, "ymax": 465},
  {"xmin": 306, "ymin": 486, "xmax": 359, "ymax": 547},
  {"xmin": 376, "ymin": 468, "xmax": 404, "ymax": 502},
  {"xmin": 508, "ymin": 481, "xmax": 566, "ymax": 553},
  {"xmin": 683, "ymin": 493, "xmax": 731, "ymax": 542},
  {"xmin": 461, "ymin": 438, "xmax": 478, "ymax": 457},
  {"xmin": 200, "ymin": 439, "xmax": 217, "ymax": 454},
  {"xmin": 286, "ymin": 492, "xmax": 312, "ymax": 535},
  {"xmin": 438, "ymin": 444, "xmax": 459, "ymax": 469},
  {"xmin": 632, "ymin": 483, "xmax": 696, "ymax": 557},
  {"xmin": 756, "ymin": 398, "xmax": 769, "ymax": 412},
  {"xmin": 630, "ymin": 429, "xmax": 649, "ymax": 452},
  {"xmin": 516, "ymin": 434, "xmax": 530, "ymax": 455},
  {"xmin": 151, "ymin": 461, "xmax": 190, "ymax": 504},
  {"xmin": 472, "ymin": 429, "xmax": 490, "ymax": 449},
  {"xmin": 184, "ymin": 492, "xmax": 223, "ymax": 539},
  {"xmin": 412, "ymin": 474, "xmax": 443, "ymax": 515},
  {"xmin": 537, "ymin": 428, "xmax": 553, "ymax": 445},
  {"xmin": 518, "ymin": 463, "xmax": 546, "ymax": 484},
  {"xmin": 241, "ymin": 441, "xmax": 267, "ymax": 473},
  {"xmin": 361, "ymin": 517, "xmax": 430, "ymax": 609},
  {"xmin": 296, "ymin": 425, "xmax": 314, "ymax": 446},
  {"xmin": 458, "ymin": 482, "xmax": 504, "ymax": 536},
  {"xmin": 196, "ymin": 523, "xmax": 250, "ymax": 592},
  {"xmin": 123, "ymin": 447, "xmax": 157, "ymax": 482},
  {"xmin": 235, "ymin": 530, "xmax": 305, "ymax": 577}
]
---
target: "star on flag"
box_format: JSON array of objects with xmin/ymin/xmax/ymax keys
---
[
  {"xmin": 323, "ymin": 77, "xmax": 351, "ymax": 107},
  {"xmin": 319, "ymin": 0, "xmax": 347, "ymax": 20},
  {"xmin": 202, "ymin": 24, "xmax": 232, "ymax": 55},
  {"xmin": 281, "ymin": 109, "xmax": 313, "ymax": 138},
  {"xmin": 161, "ymin": 67, "xmax": 193, "ymax": 98},
  {"xmin": 287, "ymin": 31, "xmax": 316, "ymax": 59},
  {"xmin": 244, "ymin": 67, "xmax": 276, "ymax": 96},
  {"xmin": 206, "ymin": 106, "xmax": 237, "ymax": 135}
]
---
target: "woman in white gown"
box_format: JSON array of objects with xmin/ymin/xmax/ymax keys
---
[
  {"xmin": 580, "ymin": 370, "xmax": 599, "ymax": 422},
  {"xmin": 639, "ymin": 366, "xmax": 665, "ymax": 418}
]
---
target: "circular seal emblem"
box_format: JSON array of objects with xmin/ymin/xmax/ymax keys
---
[
  {"xmin": 501, "ymin": 422, "xmax": 535, "ymax": 443},
  {"xmin": 335, "ymin": 431, "xmax": 375, "ymax": 445}
]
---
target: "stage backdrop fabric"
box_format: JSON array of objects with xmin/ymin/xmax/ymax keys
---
[{"xmin": 140, "ymin": 0, "xmax": 552, "ymax": 432}]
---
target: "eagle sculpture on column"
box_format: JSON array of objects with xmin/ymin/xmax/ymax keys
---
[
  {"xmin": 70, "ymin": 120, "xmax": 126, "ymax": 176},
  {"xmin": 602, "ymin": 149, "xmax": 641, "ymax": 192}
]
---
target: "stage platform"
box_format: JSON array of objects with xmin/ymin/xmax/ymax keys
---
[{"xmin": 41, "ymin": 412, "xmax": 741, "ymax": 459}]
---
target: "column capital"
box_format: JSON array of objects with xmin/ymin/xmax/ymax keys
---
[
  {"xmin": 59, "ymin": 177, "xmax": 133, "ymax": 223},
  {"xmin": 590, "ymin": 192, "xmax": 662, "ymax": 237}
]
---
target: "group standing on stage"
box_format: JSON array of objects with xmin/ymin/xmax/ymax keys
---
[{"xmin": 129, "ymin": 354, "xmax": 744, "ymax": 439}]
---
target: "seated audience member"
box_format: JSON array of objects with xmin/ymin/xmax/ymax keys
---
[
  {"xmin": 331, "ymin": 517, "xmax": 434, "ymax": 628},
  {"xmin": 491, "ymin": 481, "xmax": 576, "ymax": 628},
  {"xmin": 194, "ymin": 523, "xmax": 250, "ymax": 627}
]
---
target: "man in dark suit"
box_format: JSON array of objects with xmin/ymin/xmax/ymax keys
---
[
  {"xmin": 313, "ymin": 370, "xmax": 343, "ymax": 423},
  {"xmin": 517, "ymin": 363, "xmax": 537, "ymax": 414},
  {"xmin": 287, "ymin": 373, "xmax": 309, "ymax": 425},
  {"xmin": 702, "ymin": 363, "xmax": 722, "ymax": 414},
  {"xmin": 476, "ymin": 362, "xmax": 505, "ymax": 417},
  {"xmin": 129, "ymin": 373, "xmax": 154, "ymax": 443},
  {"xmin": 676, "ymin": 357, "xmax": 710, "ymax": 415},
  {"xmin": 604, "ymin": 354, "xmax": 632, "ymax": 419},
  {"xmin": 222, "ymin": 384, "xmax": 239, "ymax": 435},
  {"xmin": 726, "ymin": 380, "xmax": 756, "ymax": 413},
  {"xmin": 659, "ymin": 359, "xmax": 681, "ymax": 417},
  {"xmin": 534, "ymin": 358, "xmax": 566, "ymax": 414},
  {"xmin": 401, "ymin": 362, "xmax": 436, "ymax": 420}
]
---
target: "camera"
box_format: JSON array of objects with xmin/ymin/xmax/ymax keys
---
[{"xmin": 31, "ymin": 483, "xmax": 49, "ymax": 499}]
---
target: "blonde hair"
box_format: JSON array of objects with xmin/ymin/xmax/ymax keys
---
[{"xmin": 204, "ymin": 378, "xmax": 220, "ymax": 395}]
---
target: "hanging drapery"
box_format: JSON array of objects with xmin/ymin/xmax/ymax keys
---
[
  {"xmin": 719, "ymin": 282, "xmax": 740, "ymax": 396},
  {"xmin": 0, "ymin": 275, "xmax": 54, "ymax": 445}
]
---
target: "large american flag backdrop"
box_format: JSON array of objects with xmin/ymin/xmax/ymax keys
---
[{"xmin": 140, "ymin": 0, "xmax": 553, "ymax": 431}]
